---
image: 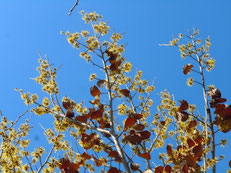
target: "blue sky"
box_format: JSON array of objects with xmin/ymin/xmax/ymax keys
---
[{"xmin": 1, "ymin": 0, "xmax": 231, "ymax": 172}]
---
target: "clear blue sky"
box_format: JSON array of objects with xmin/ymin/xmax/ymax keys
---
[{"xmin": 0, "ymin": 0, "xmax": 231, "ymax": 172}]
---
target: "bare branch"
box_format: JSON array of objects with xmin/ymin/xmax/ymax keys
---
[{"xmin": 68, "ymin": 0, "xmax": 79, "ymax": 16}]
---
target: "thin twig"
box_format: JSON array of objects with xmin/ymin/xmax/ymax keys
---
[{"xmin": 68, "ymin": 0, "xmax": 79, "ymax": 15}]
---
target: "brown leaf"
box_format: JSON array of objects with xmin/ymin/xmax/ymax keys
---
[
  {"xmin": 65, "ymin": 110, "xmax": 75, "ymax": 118},
  {"xmin": 90, "ymin": 85, "xmax": 101, "ymax": 97},
  {"xmin": 120, "ymin": 89, "xmax": 130, "ymax": 97},
  {"xmin": 214, "ymin": 104, "xmax": 226, "ymax": 114},
  {"xmin": 220, "ymin": 105, "xmax": 231, "ymax": 120},
  {"xmin": 75, "ymin": 116, "xmax": 87, "ymax": 123},
  {"xmin": 62, "ymin": 101, "xmax": 71, "ymax": 110},
  {"xmin": 208, "ymin": 88, "xmax": 221, "ymax": 99},
  {"xmin": 133, "ymin": 124, "xmax": 145, "ymax": 131},
  {"xmin": 132, "ymin": 113, "xmax": 143, "ymax": 120},
  {"xmin": 229, "ymin": 160, "xmax": 231, "ymax": 167},
  {"xmin": 125, "ymin": 117, "xmax": 136, "ymax": 129},
  {"xmin": 164, "ymin": 165, "xmax": 172, "ymax": 173},
  {"xmin": 154, "ymin": 166, "xmax": 164, "ymax": 173},
  {"xmin": 185, "ymin": 154, "xmax": 197, "ymax": 168},
  {"xmin": 175, "ymin": 111, "xmax": 189, "ymax": 122},
  {"xmin": 182, "ymin": 162, "xmax": 189, "ymax": 173},
  {"xmin": 107, "ymin": 167, "xmax": 119, "ymax": 173},
  {"xmin": 105, "ymin": 49, "xmax": 117, "ymax": 63},
  {"xmin": 90, "ymin": 109, "xmax": 103, "ymax": 120},
  {"xmin": 81, "ymin": 152, "xmax": 91, "ymax": 160},
  {"xmin": 97, "ymin": 80, "xmax": 105, "ymax": 88},
  {"xmin": 192, "ymin": 144, "xmax": 203, "ymax": 159},
  {"xmin": 187, "ymin": 138, "xmax": 195, "ymax": 148},
  {"xmin": 108, "ymin": 151, "xmax": 119, "ymax": 158},
  {"xmin": 110, "ymin": 60, "xmax": 122, "ymax": 71},
  {"xmin": 131, "ymin": 163, "xmax": 140, "ymax": 171},
  {"xmin": 139, "ymin": 131, "xmax": 151, "ymax": 140},
  {"xmin": 178, "ymin": 100, "xmax": 189, "ymax": 112},
  {"xmin": 183, "ymin": 64, "xmax": 193, "ymax": 75},
  {"xmin": 138, "ymin": 153, "xmax": 151, "ymax": 160},
  {"xmin": 59, "ymin": 158, "xmax": 70, "ymax": 169},
  {"xmin": 166, "ymin": 145, "xmax": 172, "ymax": 155}
]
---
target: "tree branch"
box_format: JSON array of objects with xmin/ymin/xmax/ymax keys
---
[{"xmin": 68, "ymin": 0, "xmax": 79, "ymax": 16}]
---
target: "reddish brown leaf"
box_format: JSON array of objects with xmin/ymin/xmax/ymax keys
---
[
  {"xmin": 220, "ymin": 105, "xmax": 231, "ymax": 120},
  {"xmin": 187, "ymin": 138, "xmax": 195, "ymax": 148},
  {"xmin": 69, "ymin": 163, "xmax": 80, "ymax": 172},
  {"xmin": 120, "ymin": 89, "xmax": 130, "ymax": 97},
  {"xmin": 183, "ymin": 64, "xmax": 193, "ymax": 75},
  {"xmin": 185, "ymin": 154, "xmax": 197, "ymax": 168},
  {"xmin": 110, "ymin": 60, "xmax": 122, "ymax": 71},
  {"xmin": 138, "ymin": 153, "xmax": 151, "ymax": 160},
  {"xmin": 160, "ymin": 121, "xmax": 166, "ymax": 126},
  {"xmin": 105, "ymin": 49, "xmax": 117, "ymax": 63},
  {"xmin": 133, "ymin": 124, "xmax": 145, "ymax": 131},
  {"xmin": 59, "ymin": 158, "xmax": 70, "ymax": 169},
  {"xmin": 107, "ymin": 167, "xmax": 119, "ymax": 173},
  {"xmin": 97, "ymin": 80, "xmax": 105, "ymax": 88},
  {"xmin": 108, "ymin": 151, "xmax": 119, "ymax": 158},
  {"xmin": 229, "ymin": 160, "xmax": 231, "ymax": 167},
  {"xmin": 154, "ymin": 166, "xmax": 164, "ymax": 173},
  {"xmin": 132, "ymin": 113, "xmax": 143, "ymax": 120},
  {"xmin": 124, "ymin": 133, "xmax": 142, "ymax": 145},
  {"xmin": 175, "ymin": 111, "xmax": 189, "ymax": 122},
  {"xmin": 164, "ymin": 165, "xmax": 172, "ymax": 173},
  {"xmin": 178, "ymin": 100, "xmax": 189, "ymax": 112},
  {"xmin": 114, "ymin": 156, "xmax": 122, "ymax": 163},
  {"xmin": 75, "ymin": 116, "xmax": 87, "ymax": 123},
  {"xmin": 139, "ymin": 131, "xmax": 151, "ymax": 140},
  {"xmin": 90, "ymin": 109, "xmax": 103, "ymax": 120},
  {"xmin": 192, "ymin": 144, "xmax": 203, "ymax": 159},
  {"xmin": 130, "ymin": 163, "xmax": 140, "ymax": 171},
  {"xmin": 92, "ymin": 155, "xmax": 103, "ymax": 167},
  {"xmin": 125, "ymin": 117, "xmax": 136, "ymax": 129},
  {"xmin": 62, "ymin": 101, "xmax": 71, "ymax": 110},
  {"xmin": 166, "ymin": 145, "xmax": 172, "ymax": 155},
  {"xmin": 182, "ymin": 162, "xmax": 189, "ymax": 173},
  {"xmin": 81, "ymin": 152, "xmax": 91, "ymax": 160},
  {"xmin": 90, "ymin": 85, "xmax": 101, "ymax": 97},
  {"xmin": 208, "ymin": 88, "xmax": 221, "ymax": 99},
  {"xmin": 65, "ymin": 110, "xmax": 75, "ymax": 118},
  {"xmin": 214, "ymin": 104, "xmax": 226, "ymax": 114}
]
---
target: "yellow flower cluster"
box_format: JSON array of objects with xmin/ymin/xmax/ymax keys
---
[
  {"xmin": 206, "ymin": 58, "xmax": 215, "ymax": 71},
  {"xmin": 187, "ymin": 77, "xmax": 194, "ymax": 86},
  {"xmin": 117, "ymin": 103, "xmax": 127, "ymax": 115},
  {"xmin": 67, "ymin": 32, "xmax": 80, "ymax": 48},
  {"xmin": 123, "ymin": 62, "xmax": 132, "ymax": 72},
  {"xmin": 80, "ymin": 52, "xmax": 92, "ymax": 62},
  {"xmin": 89, "ymin": 73, "xmax": 97, "ymax": 81},
  {"xmin": 15, "ymin": 88, "xmax": 39, "ymax": 106},
  {"xmin": 35, "ymin": 58, "xmax": 59, "ymax": 94},
  {"xmin": 81, "ymin": 11, "xmax": 102, "ymax": 23},
  {"xmin": 93, "ymin": 22, "xmax": 110, "ymax": 36},
  {"xmin": 0, "ymin": 116, "xmax": 33, "ymax": 172},
  {"xmin": 31, "ymin": 106, "xmax": 50, "ymax": 116},
  {"xmin": 111, "ymin": 33, "xmax": 123, "ymax": 42}
]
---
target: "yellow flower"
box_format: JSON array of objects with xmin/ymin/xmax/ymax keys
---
[
  {"xmin": 117, "ymin": 103, "xmax": 127, "ymax": 115},
  {"xmin": 89, "ymin": 73, "xmax": 97, "ymax": 81},
  {"xmin": 186, "ymin": 77, "xmax": 194, "ymax": 86},
  {"xmin": 123, "ymin": 62, "xmax": 132, "ymax": 72}
]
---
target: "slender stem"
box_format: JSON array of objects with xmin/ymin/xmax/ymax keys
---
[
  {"xmin": 68, "ymin": 0, "xmax": 79, "ymax": 15},
  {"xmin": 192, "ymin": 38, "xmax": 216, "ymax": 173},
  {"xmin": 100, "ymin": 50, "xmax": 131, "ymax": 173}
]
